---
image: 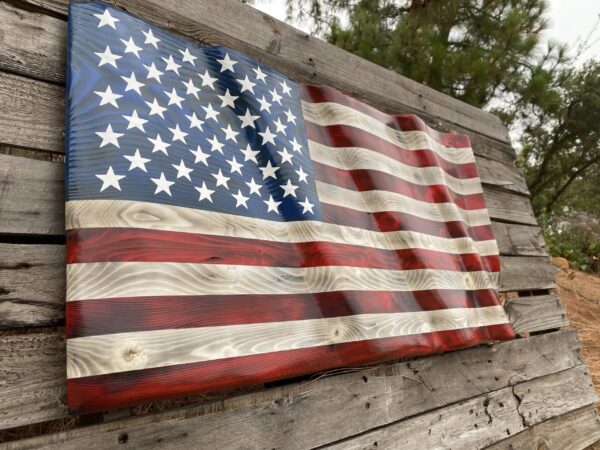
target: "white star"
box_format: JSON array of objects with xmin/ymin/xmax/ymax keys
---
[
  {"xmin": 260, "ymin": 160, "xmax": 280, "ymax": 180},
  {"xmin": 182, "ymin": 78, "xmax": 200, "ymax": 99},
  {"xmin": 218, "ymin": 89, "xmax": 238, "ymax": 108},
  {"xmin": 280, "ymin": 80, "xmax": 292, "ymax": 96},
  {"xmin": 253, "ymin": 66, "xmax": 268, "ymax": 82},
  {"xmin": 190, "ymin": 145, "xmax": 210, "ymax": 166},
  {"xmin": 124, "ymin": 149, "xmax": 151, "ymax": 172},
  {"xmin": 240, "ymin": 144, "xmax": 260, "ymax": 164},
  {"xmin": 258, "ymin": 127, "xmax": 277, "ymax": 146},
  {"xmin": 94, "ymin": 9, "xmax": 119, "ymax": 29},
  {"xmin": 199, "ymin": 70, "xmax": 217, "ymax": 90},
  {"xmin": 165, "ymin": 88, "xmax": 184, "ymax": 108},
  {"xmin": 186, "ymin": 112, "xmax": 204, "ymax": 131},
  {"xmin": 227, "ymin": 156, "xmax": 243, "ymax": 175},
  {"xmin": 207, "ymin": 134, "xmax": 224, "ymax": 154},
  {"xmin": 95, "ymin": 46, "xmax": 121, "ymax": 68},
  {"xmin": 238, "ymin": 108, "xmax": 259, "ymax": 128},
  {"xmin": 285, "ymin": 108, "xmax": 297, "ymax": 124},
  {"xmin": 299, "ymin": 197, "xmax": 315, "ymax": 214},
  {"xmin": 281, "ymin": 179, "xmax": 299, "ymax": 198},
  {"xmin": 295, "ymin": 166, "xmax": 309, "ymax": 183},
  {"xmin": 217, "ymin": 53, "xmax": 237, "ymax": 72},
  {"xmin": 245, "ymin": 177, "xmax": 262, "ymax": 196},
  {"xmin": 121, "ymin": 72, "xmax": 144, "ymax": 95},
  {"xmin": 195, "ymin": 181, "xmax": 215, "ymax": 202},
  {"xmin": 95, "ymin": 124, "xmax": 123, "ymax": 148},
  {"xmin": 257, "ymin": 96, "xmax": 272, "ymax": 112},
  {"xmin": 169, "ymin": 124, "xmax": 188, "ymax": 143},
  {"xmin": 278, "ymin": 148, "xmax": 294, "ymax": 165},
  {"xmin": 121, "ymin": 37, "xmax": 142, "ymax": 58},
  {"xmin": 151, "ymin": 172, "xmax": 175, "ymax": 196},
  {"xmin": 144, "ymin": 62, "xmax": 163, "ymax": 83},
  {"xmin": 237, "ymin": 75, "xmax": 256, "ymax": 94},
  {"xmin": 221, "ymin": 124, "xmax": 239, "ymax": 142},
  {"xmin": 96, "ymin": 166, "xmax": 124, "ymax": 191},
  {"xmin": 202, "ymin": 103, "xmax": 220, "ymax": 122},
  {"xmin": 145, "ymin": 97, "xmax": 167, "ymax": 118},
  {"xmin": 291, "ymin": 137, "xmax": 303, "ymax": 153},
  {"xmin": 94, "ymin": 85, "xmax": 122, "ymax": 108},
  {"xmin": 212, "ymin": 169, "xmax": 230, "ymax": 189},
  {"xmin": 270, "ymin": 88, "xmax": 283, "ymax": 105},
  {"xmin": 162, "ymin": 54, "xmax": 181, "ymax": 75},
  {"xmin": 142, "ymin": 29, "xmax": 160, "ymax": 48},
  {"xmin": 274, "ymin": 117, "xmax": 287, "ymax": 134},
  {"xmin": 232, "ymin": 190, "xmax": 250, "ymax": 208},
  {"xmin": 122, "ymin": 110, "xmax": 147, "ymax": 132},
  {"xmin": 264, "ymin": 195, "xmax": 281, "ymax": 213},
  {"xmin": 171, "ymin": 159, "xmax": 193, "ymax": 181},
  {"xmin": 148, "ymin": 134, "xmax": 170, "ymax": 155},
  {"xmin": 179, "ymin": 48, "xmax": 197, "ymax": 65}
]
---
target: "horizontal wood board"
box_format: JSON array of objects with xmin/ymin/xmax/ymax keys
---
[
  {"xmin": 0, "ymin": 330, "xmax": 591, "ymax": 446},
  {"xmin": 2, "ymin": 0, "xmax": 511, "ymax": 144}
]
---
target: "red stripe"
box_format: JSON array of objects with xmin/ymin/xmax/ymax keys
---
[
  {"xmin": 66, "ymin": 228, "xmax": 499, "ymax": 272},
  {"xmin": 305, "ymin": 121, "xmax": 478, "ymax": 180},
  {"xmin": 66, "ymin": 324, "xmax": 514, "ymax": 414},
  {"xmin": 321, "ymin": 203, "xmax": 494, "ymax": 241},
  {"xmin": 300, "ymin": 84, "xmax": 472, "ymax": 149},
  {"xmin": 66, "ymin": 288, "xmax": 503, "ymax": 338},
  {"xmin": 312, "ymin": 161, "xmax": 486, "ymax": 210}
]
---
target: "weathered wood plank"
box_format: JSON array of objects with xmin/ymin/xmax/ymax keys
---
[
  {"xmin": 1, "ymin": 245, "xmax": 562, "ymax": 329},
  {"xmin": 505, "ymin": 294, "xmax": 568, "ymax": 334},
  {"xmin": 0, "ymin": 153, "xmax": 537, "ymax": 242},
  {"xmin": 0, "ymin": 2, "xmax": 66, "ymax": 84},
  {"xmin": 0, "ymin": 333, "xmax": 67, "ymax": 431},
  {"xmin": 0, "ymin": 73, "xmax": 63, "ymax": 153},
  {"xmin": 500, "ymin": 257, "xmax": 557, "ymax": 291},
  {"xmin": 0, "ymin": 330, "xmax": 584, "ymax": 443},
  {"xmin": 0, "ymin": 154, "xmax": 64, "ymax": 235},
  {"xmin": 491, "ymin": 222, "xmax": 546, "ymax": 257},
  {"xmin": 485, "ymin": 405, "xmax": 600, "ymax": 450},
  {"xmin": 483, "ymin": 186, "xmax": 537, "ymax": 226},
  {"xmin": 10, "ymin": 0, "xmax": 510, "ymax": 144},
  {"xmin": 0, "ymin": 244, "xmax": 65, "ymax": 329},
  {"xmin": 325, "ymin": 366, "xmax": 597, "ymax": 450}
]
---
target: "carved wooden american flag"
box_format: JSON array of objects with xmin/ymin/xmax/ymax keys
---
[{"xmin": 65, "ymin": 2, "xmax": 515, "ymax": 414}]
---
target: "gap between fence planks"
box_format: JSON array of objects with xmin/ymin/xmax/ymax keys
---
[
  {"xmin": 0, "ymin": 330, "xmax": 589, "ymax": 444},
  {"xmin": 1, "ymin": 0, "xmax": 510, "ymax": 145}
]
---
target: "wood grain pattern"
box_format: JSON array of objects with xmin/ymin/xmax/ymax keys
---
[
  {"xmin": 317, "ymin": 181, "xmax": 492, "ymax": 226},
  {"xmin": 491, "ymin": 222, "xmax": 546, "ymax": 256},
  {"xmin": 505, "ymin": 294, "xmax": 568, "ymax": 334},
  {"xmin": 308, "ymin": 140, "xmax": 484, "ymax": 195},
  {"xmin": 0, "ymin": 243, "xmax": 65, "ymax": 329},
  {"xmin": 0, "ymin": 330, "xmax": 583, "ymax": 438},
  {"xmin": 0, "ymin": 2, "xmax": 66, "ymax": 84},
  {"xmin": 65, "ymin": 199, "xmax": 499, "ymax": 256},
  {"xmin": 325, "ymin": 366, "xmax": 597, "ymax": 450},
  {"xmin": 0, "ymin": 153, "xmax": 64, "ymax": 235},
  {"xmin": 11, "ymin": 0, "xmax": 510, "ymax": 144},
  {"xmin": 302, "ymin": 101, "xmax": 475, "ymax": 164},
  {"xmin": 485, "ymin": 405, "xmax": 600, "ymax": 450},
  {"xmin": 66, "ymin": 262, "xmax": 500, "ymax": 301},
  {"xmin": 483, "ymin": 185, "xmax": 537, "ymax": 226},
  {"xmin": 499, "ymin": 257, "xmax": 558, "ymax": 291}
]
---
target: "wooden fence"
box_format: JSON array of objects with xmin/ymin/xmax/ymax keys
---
[{"xmin": 0, "ymin": 0, "xmax": 599, "ymax": 448}]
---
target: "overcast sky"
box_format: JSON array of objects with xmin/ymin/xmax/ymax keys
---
[{"xmin": 252, "ymin": 0, "xmax": 600, "ymax": 63}]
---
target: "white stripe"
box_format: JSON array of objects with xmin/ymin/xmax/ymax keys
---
[
  {"xmin": 66, "ymin": 306, "xmax": 509, "ymax": 378},
  {"xmin": 301, "ymin": 101, "xmax": 475, "ymax": 165},
  {"xmin": 67, "ymin": 262, "xmax": 499, "ymax": 302},
  {"xmin": 66, "ymin": 200, "xmax": 499, "ymax": 256},
  {"xmin": 317, "ymin": 181, "xmax": 491, "ymax": 227},
  {"xmin": 308, "ymin": 140, "xmax": 483, "ymax": 196}
]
